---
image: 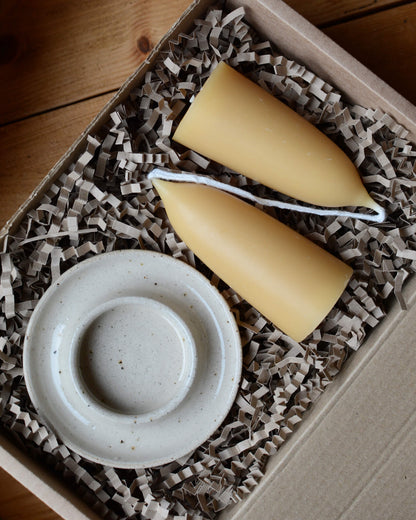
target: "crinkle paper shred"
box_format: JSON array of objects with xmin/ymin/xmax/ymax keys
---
[{"xmin": 1, "ymin": 4, "xmax": 416, "ymax": 519}]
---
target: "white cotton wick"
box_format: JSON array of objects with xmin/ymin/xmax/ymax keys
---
[{"xmin": 149, "ymin": 168, "xmax": 386, "ymax": 224}]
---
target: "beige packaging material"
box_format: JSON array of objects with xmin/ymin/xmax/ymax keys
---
[
  {"xmin": 1, "ymin": 1, "xmax": 416, "ymax": 519},
  {"xmin": 0, "ymin": 434, "xmax": 101, "ymax": 520},
  {"xmin": 223, "ymin": 274, "xmax": 416, "ymax": 520}
]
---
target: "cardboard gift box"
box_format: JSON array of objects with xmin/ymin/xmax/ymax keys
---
[{"xmin": 1, "ymin": 1, "xmax": 416, "ymax": 519}]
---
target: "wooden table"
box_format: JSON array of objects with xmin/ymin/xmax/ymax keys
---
[{"xmin": 0, "ymin": 1, "xmax": 415, "ymax": 518}]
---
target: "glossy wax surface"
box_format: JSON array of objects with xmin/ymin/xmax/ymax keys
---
[
  {"xmin": 173, "ymin": 61, "xmax": 376, "ymax": 210},
  {"xmin": 154, "ymin": 179, "xmax": 353, "ymax": 342}
]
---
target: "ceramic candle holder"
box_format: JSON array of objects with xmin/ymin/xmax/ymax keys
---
[
  {"xmin": 71, "ymin": 296, "xmax": 197, "ymax": 423},
  {"xmin": 23, "ymin": 250, "xmax": 242, "ymax": 468}
]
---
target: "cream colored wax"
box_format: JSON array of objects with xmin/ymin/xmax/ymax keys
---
[
  {"xmin": 173, "ymin": 61, "xmax": 379, "ymax": 211},
  {"xmin": 153, "ymin": 179, "xmax": 353, "ymax": 342}
]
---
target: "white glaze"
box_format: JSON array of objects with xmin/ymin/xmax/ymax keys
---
[
  {"xmin": 72, "ymin": 296, "xmax": 197, "ymax": 422},
  {"xmin": 23, "ymin": 250, "xmax": 242, "ymax": 468}
]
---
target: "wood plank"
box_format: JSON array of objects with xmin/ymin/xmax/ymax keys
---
[
  {"xmin": 286, "ymin": 0, "xmax": 405, "ymax": 26},
  {"xmin": 1, "ymin": 0, "xmax": 411, "ymax": 126},
  {"xmin": 0, "ymin": 93, "xmax": 114, "ymax": 228},
  {"xmin": 323, "ymin": 3, "xmax": 416, "ymax": 106},
  {"xmin": 0, "ymin": 467, "xmax": 62, "ymax": 520},
  {"xmin": 0, "ymin": 0, "xmax": 191, "ymax": 124}
]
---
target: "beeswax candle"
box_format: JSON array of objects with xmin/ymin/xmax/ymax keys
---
[
  {"xmin": 173, "ymin": 62, "xmax": 379, "ymax": 211},
  {"xmin": 153, "ymin": 179, "xmax": 353, "ymax": 342}
]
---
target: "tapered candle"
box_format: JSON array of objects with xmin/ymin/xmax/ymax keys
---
[
  {"xmin": 173, "ymin": 61, "xmax": 380, "ymax": 212},
  {"xmin": 153, "ymin": 179, "xmax": 352, "ymax": 342}
]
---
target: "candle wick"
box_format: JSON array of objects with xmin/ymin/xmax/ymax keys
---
[{"xmin": 149, "ymin": 168, "xmax": 386, "ymax": 224}]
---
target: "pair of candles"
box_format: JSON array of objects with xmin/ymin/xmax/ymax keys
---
[{"xmin": 152, "ymin": 62, "xmax": 380, "ymax": 342}]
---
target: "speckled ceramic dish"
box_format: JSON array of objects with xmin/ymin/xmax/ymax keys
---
[{"xmin": 23, "ymin": 250, "xmax": 242, "ymax": 468}]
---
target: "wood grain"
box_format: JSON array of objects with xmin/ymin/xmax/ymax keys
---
[
  {"xmin": 0, "ymin": 93, "xmax": 113, "ymax": 227},
  {"xmin": 324, "ymin": 3, "xmax": 416, "ymax": 105},
  {"xmin": 0, "ymin": 0, "xmax": 410, "ymax": 125},
  {"xmin": 286, "ymin": 0, "xmax": 405, "ymax": 26},
  {"xmin": 0, "ymin": 467, "xmax": 63, "ymax": 520},
  {"xmin": 0, "ymin": 0, "xmax": 191, "ymax": 124}
]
